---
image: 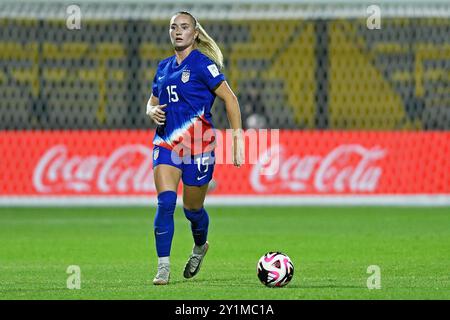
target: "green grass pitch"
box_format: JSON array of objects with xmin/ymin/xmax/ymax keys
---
[{"xmin": 0, "ymin": 206, "xmax": 449, "ymax": 299}]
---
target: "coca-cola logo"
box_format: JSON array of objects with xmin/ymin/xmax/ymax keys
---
[
  {"xmin": 251, "ymin": 144, "xmax": 387, "ymax": 193},
  {"xmin": 33, "ymin": 145, "xmax": 155, "ymax": 193}
]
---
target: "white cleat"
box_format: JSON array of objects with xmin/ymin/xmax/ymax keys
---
[
  {"xmin": 153, "ymin": 263, "xmax": 170, "ymax": 285},
  {"xmin": 183, "ymin": 242, "xmax": 209, "ymax": 279}
]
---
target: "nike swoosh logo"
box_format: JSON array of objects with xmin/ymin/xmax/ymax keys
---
[
  {"xmin": 197, "ymin": 175, "xmax": 207, "ymax": 181},
  {"xmin": 156, "ymin": 231, "xmax": 168, "ymax": 235},
  {"xmin": 158, "ymin": 76, "xmax": 164, "ymax": 80}
]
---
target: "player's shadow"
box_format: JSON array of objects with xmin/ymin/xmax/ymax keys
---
[
  {"xmin": 288, "ymin": 284, "xmax": 363, "ymax": 289},
  {"xmin": 175, "ymin": 279, "xmax": 362, "ymax": 290}
]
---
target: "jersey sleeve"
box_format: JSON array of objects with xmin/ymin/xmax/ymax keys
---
[
  {"xmin": 199, "ymin": 59, "xmax": 225, "ymax": 91},
  {"xmin": 151, "ymin": 74, "xmax": 158, "ymax": 97},
  {"xmin": 151, "ymin": 63, "xmax": 161, "ymax": 97}
]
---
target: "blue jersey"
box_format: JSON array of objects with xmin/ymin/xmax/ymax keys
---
[{"xmin": 151, "ymin": 49, "xmax": 225, "ymax": 156}]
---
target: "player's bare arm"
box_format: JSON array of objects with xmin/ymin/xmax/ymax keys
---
[{"xmin": 214, "ymin": 81, "xmax": 244, "ymax": 167}]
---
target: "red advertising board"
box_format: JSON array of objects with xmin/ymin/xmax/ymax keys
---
[{"xmin": 0, "ymin": 130, "xmax": 449, "ymax": 200}]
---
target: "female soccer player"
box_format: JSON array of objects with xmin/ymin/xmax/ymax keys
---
[{"xmin": 146, "ymin": 11, "xmax": 244, "ymax": 285}]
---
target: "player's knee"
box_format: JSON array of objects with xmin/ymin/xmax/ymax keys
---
[
  {"xmin": 157, "ymin": 190, "xmax": 177, "ymax": 212},
  {"xmin": 154, "ymin": 191, "xmax": 177, "ymax": 228},
  {"xmin": 183, "ymin": 203, "xmax": 203, "ymax": 211},
  {"xmin": 183, "ymin": 206, "xmax": 203, "ymax": 221}
]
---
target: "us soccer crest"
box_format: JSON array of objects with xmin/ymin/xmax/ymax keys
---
[
  {"xmin": 153, "ymin": 148, "xmax": 159, "ymax": 161},
  {"xmin": 181, "ymin": 69, "xmax": 190, "ymax": 83}
]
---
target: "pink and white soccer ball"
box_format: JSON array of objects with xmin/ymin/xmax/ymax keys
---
[{"xmin": 257, "ymin": 252, "xmax": 294, "ymax": 287}]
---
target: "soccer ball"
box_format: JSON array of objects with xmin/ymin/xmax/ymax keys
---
[{"xmin": 257, "ymin": 252, "xmax": 294, "ymax": 287}]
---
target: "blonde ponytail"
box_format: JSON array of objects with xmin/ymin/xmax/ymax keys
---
[{"xmin": 195, "ymin": 23, "xmax": 224, "ymax": 70}]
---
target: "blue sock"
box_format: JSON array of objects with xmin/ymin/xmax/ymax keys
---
[
  {"xmin": 183, "ymin": 207, "xmax": 209, "ymax": 246},
  {"xmin": 154, "ymin": 191, "xmax": 177, "ymax": 257}
]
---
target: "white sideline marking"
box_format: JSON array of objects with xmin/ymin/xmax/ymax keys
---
[{"xmin": 0, "ymin": 195, "xmax": 449, "ymax": 207}]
